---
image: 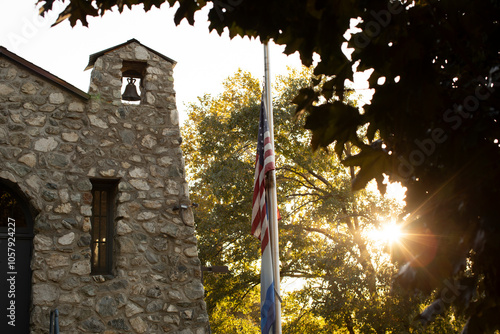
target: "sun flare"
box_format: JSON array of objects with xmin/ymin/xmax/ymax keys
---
[
  {"xmin": 382, "ymin": 222, "xmax": 403, "ymax": 243},
  {"xmin": 368, "ymin": 221, "xmax": 404, "ymax": 245}
]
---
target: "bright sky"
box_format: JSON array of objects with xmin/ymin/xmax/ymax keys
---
[{"xmin": 0, "ymin": 1, "xmax": 303, "ymax": 123}]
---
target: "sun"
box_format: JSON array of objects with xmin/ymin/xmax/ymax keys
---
[
  {"xmin": 381, "ymin": 221, "xmax": 403, "ymax": 244},
  {"xmin": 367, "ymin": 220, "xmax": 404, "ymax": 245}
]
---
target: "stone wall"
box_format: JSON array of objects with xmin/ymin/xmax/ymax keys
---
[{"xmin": 0, "ymin": 41, "xmax": 209, "ymax": 333}]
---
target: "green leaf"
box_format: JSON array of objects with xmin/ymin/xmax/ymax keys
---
[
  {"xmin": 304, "ymin": 101, "xmax": 361, "ymax": 152},
  {"xmin": 292, "ymin": 87, "xmax": 317, "ymax": 116},
  {"xmin": 343, "ymin": 146, "xmax": 390, "ymax": 192}
]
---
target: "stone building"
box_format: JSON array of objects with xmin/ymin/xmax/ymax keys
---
[{"xmin": 0, "ymin": 39, "xmax": 209, "ymax": 333}]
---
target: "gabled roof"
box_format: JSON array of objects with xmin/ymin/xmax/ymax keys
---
[
  {"xmin": 85, "ymin": 38, "xmax": 177, "ymax": 71},
  {"xmin": 0, "ymin": 46, "xmax": 89, "ymax": 100}
]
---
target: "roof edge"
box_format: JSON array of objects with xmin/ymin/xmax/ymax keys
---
[
  {"xmin": 85, "ymin": 38, "xmax": 177, "ymax": 71},
  {"xmin": 0, "ymin": 46, "xmax": 90, "ymax": 100}
]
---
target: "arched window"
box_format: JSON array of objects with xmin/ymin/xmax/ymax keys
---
[
  {"xmin": 0, "ymin": 180, "xmax": 34, "ymax": 333},
  {"xmin": 0, "ymin": 180, "xmax": 33, "ymax": 234}
]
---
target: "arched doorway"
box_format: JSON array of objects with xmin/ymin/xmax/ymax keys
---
[{"xmin": 0, "ymin": 180, "xmax": 35, "ymax": 333}]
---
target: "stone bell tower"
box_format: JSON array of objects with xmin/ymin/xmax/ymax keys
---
[{"xmin": 77, "ymin": 39, "xmax": 209, "ymax": 333}]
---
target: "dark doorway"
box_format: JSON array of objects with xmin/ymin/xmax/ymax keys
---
[{"xmin": 0, "ymin": 180, "xmax": 35, "ymax": 333}]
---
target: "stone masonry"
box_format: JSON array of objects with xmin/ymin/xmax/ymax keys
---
[{"xmin": 0, "ymin": 40, "xmax": 209, "ymax": 333}]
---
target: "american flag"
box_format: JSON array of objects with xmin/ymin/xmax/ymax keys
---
[
  {"xmin": 251, "ymin": 100, "xmax": 276, "ymax": 334},
  {"xmin": 251, "ymin": 100, "xmax": 275, "ymax": 243}
]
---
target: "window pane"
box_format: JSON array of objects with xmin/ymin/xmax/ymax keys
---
[
  {"xmin": 92, "ymin": 243, "xmax": 99, "ymax": 268},
  {"xmin": 100, "ymin": 217, "xmax": 107, "ymax": 242},
  {"xmin": 100, "ymin": 191, "xmax": 107, "ymax": 216},
  {"xmin": 92, "ymin": 216, "xmax": 99, "ymax": 241},
  {"xmin": 93, "ymin": 190, "xmax": 101, "ymax": 216},
  {"xmin": 99, "ymin": 243, "xmax": 106, "ymax": 270}
]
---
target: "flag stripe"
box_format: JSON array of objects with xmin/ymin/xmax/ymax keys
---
[{"xmin": 261, "ymin": 228, "xmax": 269, "ymax": 254}]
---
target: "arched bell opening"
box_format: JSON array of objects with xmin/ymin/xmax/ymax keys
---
[{"xmin": 121, "ymin": 60, "xmax": 147, "ymax": 104}]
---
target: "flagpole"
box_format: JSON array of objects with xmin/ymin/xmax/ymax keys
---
[{"xmin": 264, "ymin": 42, "xmax": 282, "ymax": 334}]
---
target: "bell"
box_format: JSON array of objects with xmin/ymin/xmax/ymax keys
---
[{"xmin": 122, "ymin": 77, "xmax": 141, "ymax": 101}]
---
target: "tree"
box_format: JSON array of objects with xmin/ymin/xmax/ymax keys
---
[
  {"xmin": 40, "ymin": 1, "xmax": 500, "ymax": 331},
  {"xmin": 182, "ymin": 68, "xmax": 462, "ymax": 333}
]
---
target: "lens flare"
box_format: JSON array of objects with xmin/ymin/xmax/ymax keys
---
[{"xmin": 368, "ymin": 221, "xmax": 403, "ymax": 245}]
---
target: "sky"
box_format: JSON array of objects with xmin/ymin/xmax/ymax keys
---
[{"xmin": 0, "ymin": 1, "xmax": 304, "ymax": 123}]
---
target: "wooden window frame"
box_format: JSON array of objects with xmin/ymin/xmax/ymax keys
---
[{"xmin": 90, "ymin": 179, "xmax": 118, "ymax": 276}]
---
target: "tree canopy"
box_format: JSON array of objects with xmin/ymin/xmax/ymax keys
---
[
  {"xmin": 40, "ymin": 0, "xmax": 500, "ymax": 332},
  {"xmin": 182, "ymin": 68, "xmax": 465, "ymax": 333}
]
